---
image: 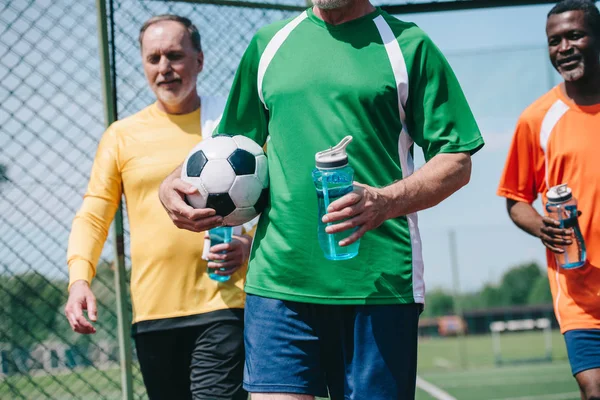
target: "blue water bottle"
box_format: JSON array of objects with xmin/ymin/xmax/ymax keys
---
[
  {"xmin": 312, "ymin": 136, "xmax": 360, "ymax": 260},
  {"xmin": 207, "ymin": 226, "xmax": 233, "ymax": 281},
  {"xmin": 545, "ymin": 184, "xmax": 586, "ymax": 269}
]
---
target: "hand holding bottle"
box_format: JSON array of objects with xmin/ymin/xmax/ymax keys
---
[
  {"xmin": 206, "ymin": 227, "xmax": 252, "ymax": 281},
  {"xmin": 322, "ymin": 182, "xmax": 390, "ymax": 247},
  {"xmin": 539, "ymin": 213, "xmax": 581, "ymax": 254},
  {"xmin": 545, "ymin": 184, "xmax": 586, "ymax": 269}
]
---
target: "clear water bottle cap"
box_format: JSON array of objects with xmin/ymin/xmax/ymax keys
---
[
  {"xmin": 547, "ymin": 183, "xmax": 573, "ymax": 203},
  {"xmin": 315, "ymin": 136, "xmax": 353, "ymax": 169}
]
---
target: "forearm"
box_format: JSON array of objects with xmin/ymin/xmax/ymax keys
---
[
  {"xmin": 380, "ymin": 152, "xmax": 472, "ymax": 219},
  {"xmin": 506, "ymin": 199, "xmax": 543, "ymax": 238},
  {"xmin": 67, "ymin": 198, "xmax": 119, "ymax": 287}
]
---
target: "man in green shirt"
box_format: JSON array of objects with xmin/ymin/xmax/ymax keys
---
[{"xmin": 159, "ymin": 0, "xmax": 483, "ymax": 397}]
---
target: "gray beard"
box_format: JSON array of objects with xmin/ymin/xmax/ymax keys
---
[
  {"xmin": 313, "ymin": 0, "xmax": 352, "ymax": 10},
  {"xmin": 561, "ymin": 67, "xmax": 585, "ymax": 82}
]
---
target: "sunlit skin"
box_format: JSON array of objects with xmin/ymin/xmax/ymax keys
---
[
  {"xmin": 312, "ymin": 0, "xmax": 375, "ymax": 25},
  {"xmin": 546, "ymin": 10, "xmax": 600, "ymax": 105},
  {"xmin": 506, "ymin": 11, "xmax": 600, "ymax": 400},
  {"xmin": 140, "ymin": 20, "xmax": 204, "ymax": 114}
]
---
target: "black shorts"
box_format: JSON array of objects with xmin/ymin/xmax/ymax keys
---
[{"xmin": 134, "ymin": 312, "xmax": 246, "ymax": 400}]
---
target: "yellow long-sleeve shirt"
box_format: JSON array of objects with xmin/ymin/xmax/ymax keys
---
[{"xmin": 67, "ymin": 97, "xmax": 246, "ymax": 329}]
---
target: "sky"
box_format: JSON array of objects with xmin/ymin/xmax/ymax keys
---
[
  {"xmin": 401, "ymin": 4, "xmax": 562, "ymax": 291},
  {"xmin": 0, "ymin": 1, "xmax": 564, "ymax": 294}
]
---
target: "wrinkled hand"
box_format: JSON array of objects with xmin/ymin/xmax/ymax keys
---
[
  {"xmin": 322, "ymin": 183, "xmax": 390, "ymax": 246},
  {"xmin": 64, "ymin": 280, "xmax": 97, "ymax": 334},
  {"xmin": 207, "ymin": 234, "xmax": 252, "ymax": 276},
  {"xmin": 159, "ymin": 173, "xmax": 223, "ymax": 232},
  {"xmin": 540, "ymin": 212, "xmax": 581, "ymax": 254}
]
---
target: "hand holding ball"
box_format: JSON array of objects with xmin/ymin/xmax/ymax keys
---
[{"xmin": 181, "ymin": 135, "xmax": 268, "ymax": 226}]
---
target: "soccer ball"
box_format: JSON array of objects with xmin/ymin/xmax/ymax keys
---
[{"xmin": 181, "ymin": 134, "xmax": 268, "ymax": 226}]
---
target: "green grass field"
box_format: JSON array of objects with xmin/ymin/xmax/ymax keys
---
[
  {"xmin": 0, "ymin": 330, "xmax": 580, "ymax": 400},
  {"xmin": 415, "ymin": 330, "xmax": 579, "ymax": 400}
]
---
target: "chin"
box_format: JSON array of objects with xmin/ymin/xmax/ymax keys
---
[
  {"xmin": 313, "ymin": 0, "xmax": 352, "ymax": 9},
  {"xmin": 559, "ymin": 66, "xmax": 585, "ymax": 82},
  {"xmin": 156, "ymin": 91, "xmax": 186, "ymax": 105}
]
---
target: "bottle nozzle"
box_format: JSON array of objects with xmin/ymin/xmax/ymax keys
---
[
  {"xmin": 556, "ymin": 184, "xmax": 568, "ymax": 195},
  {"xmin": 315, "ymin": 135, "xmax": 353, "ymax": 169}
]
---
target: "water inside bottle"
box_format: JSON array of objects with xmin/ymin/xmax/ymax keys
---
[
  {"xmin": 208, "ymin": 227, "xmax": 233, "ymax": 282},
  {"xmin": 316, "ymin": 184, "xmax": 360, "ymax": 260}
]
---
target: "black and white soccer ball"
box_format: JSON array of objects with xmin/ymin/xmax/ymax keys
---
[{"xmin": 181, "ymin": 134, "xmax": 268, "ymax": 226}]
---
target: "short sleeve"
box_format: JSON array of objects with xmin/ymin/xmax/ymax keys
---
[
  {"xmin": 216, "ymin": 36, "xmax": 269, "ymax": 146},
  {"xmin": 497, "ymin": 115, "xmax": 545, "ymax": 204},
  {"xmin": 405, "ymin": 33, "xmax": 484, "ymax": 161}
]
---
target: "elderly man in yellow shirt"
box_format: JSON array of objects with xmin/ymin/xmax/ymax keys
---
[{"xmin": 64, "ymin": 15, "xmax": 250, "ymax": 400}]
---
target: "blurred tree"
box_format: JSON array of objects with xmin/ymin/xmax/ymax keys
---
[
  {"xmin": 90, "ymin": 260, "xmax": 121, "ymax": 340},
  {"xmin": 479, "ymin": 283, "xmax": 510, "ymax": 308},
  {"xmin": 527, "ymin": 275, "xmax": 553, "ymax": 305},
  {"xmin": 423, "ymin": 288, "xmax": 454, "ymax": 317},
  {"xmin": 3, "ymin": 271, "xmax": 66, "ymax": 348},
  {"xmin": 498, "ymin": 262, "xmax": 543, "ymax": 305}
]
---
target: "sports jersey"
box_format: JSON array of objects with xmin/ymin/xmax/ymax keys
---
[
  {"xmin": 498, "ymin": 85, "xmax": 600, "ymax": 332},
  {"xmin": 216, "ymin": 8, "xmax": 483, "ymax": 305},
  {"xmin": 67, "ymin": 96, "xmax": 247, "ymax": 328}
]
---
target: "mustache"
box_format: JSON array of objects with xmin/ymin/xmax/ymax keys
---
[{"xmin": 157, "ymin": 77, "xmax": 181, "ymax": 85}]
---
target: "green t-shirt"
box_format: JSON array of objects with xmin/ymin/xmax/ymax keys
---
[{"xmin": 217, "ymin": 7, "xmax": 484, "ymax": 305}]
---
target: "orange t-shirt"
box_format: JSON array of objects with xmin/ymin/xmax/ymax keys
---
[{"xmin": 497, "ymin": 85, "xmax": 600, "ymax": 333}]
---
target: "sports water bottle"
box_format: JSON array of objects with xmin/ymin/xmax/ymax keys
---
[
  {"xmin": 207, "ymin": 226, "xmax": 233, "ymax": 281},
  {"xmin": 545, "ymin": 184, "xmax": 586, "ymax": 269},
  {"xmin": 312, "ymin": 136, "xmax": 360, "ymax": 260}
]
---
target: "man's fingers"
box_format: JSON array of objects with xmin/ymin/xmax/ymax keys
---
[
  {"xmin": 70, "ymin": 298, "xmax": 96, "ymax": 333},
  {"xmin": 210, "ymin": 243, "xmax": 233, "ymax": 253},
  {"xmin": 325, "ymin": 216, "xmax": 362, "ymax": 234},
  {"xmin": 66, "ymin": 312, "xmax": 78, "ymax": 331},
  {"xmin": 208, "ymin": 249, "xmax": 243, "ymax": 263},
  {"xmin": 67, "ymin": 309, "xmax": 95, "ymax": 334},
  {"xmin": 323, "ymin": 205, "xmax": 360, "ymax": 224},
  {"xmin": 76, "ymin": 318, "xmax": 95, "ymax": 334},
  {"xmin": 75, "ymin": 308, "xmax": 95, "ymax": 332},
  {"xmin": 542, "ymin": 216, "xmax": 560, "ymax": 227},
  {"xmin": 172, "ymin": 178, "xmax": 200, "ymax": 195},
  {"xmin": 172, "ymin": 214, "xmax": 223, "ymax": 232},
  {"xmin": 543, "ymin": 241, "xmax": 565, "ymax": 253},
  {"xmin": 86, "ymin": 294, "xmax": 97, "ymax": 322},
  {"xmin": 540, "ymin": 227, "xmax": 573, "ymax": 243},
  {"xmin": 327, "ymin": 189, "xmax": 363, "ymax": 213},
  {"xmin": 208, "ymin": 263, "xmax": 241, "ymax": 276},
  {"xmin": 338, "ymin": 225, "xmax": 368, "ymax": 247},
  {"xmin": 176, "ymin": 206, "xmax": 217, "ymax": 221}
]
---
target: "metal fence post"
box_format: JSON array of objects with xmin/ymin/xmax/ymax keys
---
[
  {"xmin": 96, "ymin": 0, "xmax": 134, "ymax": 398},
  {"xmin": 449, "ymin": 229, "xmax": 468, "ymax": 369}
]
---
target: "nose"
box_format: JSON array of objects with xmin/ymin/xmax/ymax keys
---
[
  {"xmin": 558, "ymin": 38, "xmax": 572, "ymax": 53},
  {"xmin": 158, "ymin": 56, "xmax": 172, "ymax": 74}
]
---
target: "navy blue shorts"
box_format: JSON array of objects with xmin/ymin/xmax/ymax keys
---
[
  {"xmin": 243, "ymin": 294, "xmax": 421, "ymax": 399},
  {"xmin": 564, "ymin": 329, "xmax": 600, "ymax": 376}
]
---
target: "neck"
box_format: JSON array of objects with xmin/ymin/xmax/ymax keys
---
[
  {"xmin": 313, "ymin": 0, "xmax": 375, "ymax": 25},
  {"xmin": 157, "ymin": 92, "xmax": 201, "ymax": 115},
  {"xmin": 563, "ymin": 70, "xmax": 600, "ymax": 106}
]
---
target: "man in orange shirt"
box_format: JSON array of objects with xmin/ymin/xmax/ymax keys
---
[{"xmin": 497, "ymin": 1, "xmax": 600, "ymax": 398}]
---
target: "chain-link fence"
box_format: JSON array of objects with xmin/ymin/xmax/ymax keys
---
[
  {"xmin": 1, "ymin": 0, "xmax": 557, "ymax": 398},
  {"xmin": 1, "ymin": 0, "xmax": 125, "ymax": 398},
  {"xmin": 1, "ymin": 0, "xmax": 298, "ymax": 398}
]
